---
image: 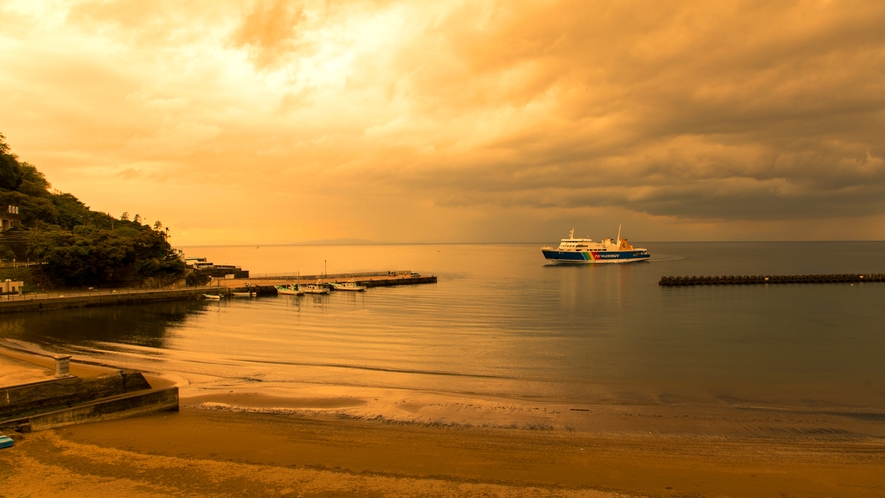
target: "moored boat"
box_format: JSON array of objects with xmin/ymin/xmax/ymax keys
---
[
  {"xmin": 203, "ymin": 294, "xmax": 222, "ymax": 300},
  {"xmin": 330, "ymin": 280, "xmax": 367, "ymax": 291},
  {"xmin": 541, "ymin": 225, "xmax": 650, "ymax": 264},
  {"xmin": 231, "ymin": 291, "xmax": 254, "ymax": 297},
  {"xmin": 301, "ymin": 281, "xmax": 330, "ymax": 294},
  {"xmin": 275, "ymin": 284, "xmax": 304, "ymax": 296}
]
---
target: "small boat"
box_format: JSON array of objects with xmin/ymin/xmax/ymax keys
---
[
  {"xmin": 0, "ymin": 435, "xmax": 13, "ymax": 449},
  {"xmin": 275, "ymin": 284, "xmax": 304, "ymax": 296},
  {"xmin": 231, "ymin": 291, "xmax": 254, "ymax": 297},
  {"xmin": 330, "ymin": 280, "xmax": 367, "ymax": 291},
  {"xmin": 301, "ymin": 281, "xmax": 330, "ymax": 295},
  {"xmin": 541, "ymin": 225, "xmax": 651, "ymax": 264},
  {"xmin": 203, "ymin": 294, "xmax": 222, "ymax": 300}
]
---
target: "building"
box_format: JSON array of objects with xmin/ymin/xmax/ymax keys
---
[
  {"xmin": 1, "ymin": 279, "xmax": 23, "ymax": 295},
  {"xmin": 1, "ymin": 205, "xmax": 21, "ymax": 232}
]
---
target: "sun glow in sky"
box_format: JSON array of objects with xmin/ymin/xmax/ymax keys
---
[{"xmin": 3, "ymin": 0, "xmax": 885, "ymax": 244}]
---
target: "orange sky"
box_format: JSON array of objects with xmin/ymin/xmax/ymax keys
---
[{"xmin": 2, "ymin": 0, "xmax": 885, "ymax": 244}]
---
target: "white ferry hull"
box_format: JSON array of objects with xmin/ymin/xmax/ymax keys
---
[
  {"xmin": 541, "ymin": 226, "xmax": 650, "ymax": 264},
  {"xmin": 542, "ymin": 249, "xmax": 651, "ymax": 264}
]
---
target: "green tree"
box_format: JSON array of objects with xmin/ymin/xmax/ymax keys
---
[
  {"xmin": 28, "ymin": 226, "xmax": 136, "ymax": 286},
  {"xmin": 0, "ymin": 132, "xmax": 185, "ymax": 288},
  {"xmin": 0, "ymin": 133, "xmax": 23, "ymax": 191}
]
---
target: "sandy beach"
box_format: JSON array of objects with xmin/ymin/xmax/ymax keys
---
[{"xmin": 2, "ymin": 345, "xmax": 885, "ymax": 497}]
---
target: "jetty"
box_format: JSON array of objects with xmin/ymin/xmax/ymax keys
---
[
  {"xmin": 215, "ymin": 270, "xmax": 437, "ymax": 295},
  {"xmin": 659, "ymin": 273, "xmax": 885, "ymax": 287}
]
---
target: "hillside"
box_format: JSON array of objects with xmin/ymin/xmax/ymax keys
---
[{"xmin": 0, "ymin": 133, "xmax": 185, "ymax": 288}]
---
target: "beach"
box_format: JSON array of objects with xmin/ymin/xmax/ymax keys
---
[{"xmin": 2, "ymin": 364, "xmax": 885, "ymax": 497}]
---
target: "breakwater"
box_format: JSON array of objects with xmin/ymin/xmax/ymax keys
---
[{"xmin": 659, "ymin": 273, "xmax": 885, "ymax": 286}]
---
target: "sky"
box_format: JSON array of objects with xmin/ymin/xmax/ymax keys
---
[{"xmin": 2, "ymin": 0, "xmax": 884, "ymax": 245}]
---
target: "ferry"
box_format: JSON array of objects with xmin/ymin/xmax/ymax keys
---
[{"xmin": 541, "ymin": 226, "xmax": 650, "ymax": 264}]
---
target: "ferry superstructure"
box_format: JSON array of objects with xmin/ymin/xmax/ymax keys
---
[{"xmin": 541, "ymin": 226, "xmax": 650, "ymax": 264}]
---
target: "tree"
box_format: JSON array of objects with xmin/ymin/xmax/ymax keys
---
[
  {"xmin": 121, "ymin": 212, "xmax": 129, "ymax": 221},
  {"xmin": 133, "ymin": 214, "xmax": 141, "ymax": 224},
  {"xmin": 27, "ymin": 224, "xmax": 185, "ymax": 287},
  {"xmin": 0, "ymin": 133, "xmax": 23, "ymax": 191},
  {"xmin": 153, "ymin": 220, "xmax": 163, "ymax": 231},
  {"xmin": 0, "ymin": 134, "xmax": 186, "ymax": 288}
]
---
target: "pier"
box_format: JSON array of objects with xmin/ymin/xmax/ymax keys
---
[
  {"xmin": 659, "ymin": 273, "xmax": 885, "ymax": 286},
  {"xmin": 215, "ymin": 270, "xmax": 437, "ymax": 294}
]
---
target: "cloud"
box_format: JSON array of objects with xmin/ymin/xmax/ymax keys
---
[
  {"xmin": 229, "ymin": 0, "xmax": 307, "ymax": 70},
  {"xmin": 3, "ymin": 0, "xmax": 885, "ymax": 243},
  {"xmin": 347, "ymin": 0, "xmax": 885, "ymax": 223}
]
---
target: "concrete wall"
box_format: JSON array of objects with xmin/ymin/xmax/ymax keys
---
[
  {"xmin": 28, "ymin": 387, "xmax": 179, "ymax": 431},
  {"xmin": 0, "ymin": 288, "xmax": 209, "ymax": 314},
  {"xmin": 0, "ymin": 370, "xmax": 151, "ymax": 419}
]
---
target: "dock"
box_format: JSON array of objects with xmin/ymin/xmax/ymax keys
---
[
  {"xmin": 214, "ymin": 270, "xmax": 437, "ymax": 295},
  {"xmin": 659, "ymin": 273, "xmax": 885, "ymax": 286}
]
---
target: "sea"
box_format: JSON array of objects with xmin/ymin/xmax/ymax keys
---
[{"xmin": 4, "ymin": 241, "xmax": 885, "ymax": 413}]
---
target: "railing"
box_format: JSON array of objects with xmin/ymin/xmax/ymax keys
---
[
  {"xmin": 247, "ymin": 270, "xmax": 414, "ymax": 280},
  {"xmin": 0, "ymin": 261, "xmax": 42, "ymax": 269}
]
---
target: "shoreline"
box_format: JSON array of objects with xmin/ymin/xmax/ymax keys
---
[
  {"xmin": 3, "ymin": 344, "xmax": 885, "ymax": 495},
  {"xmin": 2, "ymin": 403, "xmax": 884, "ymax": 497}
]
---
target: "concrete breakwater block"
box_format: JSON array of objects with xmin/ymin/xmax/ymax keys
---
[
  {"xmin": 0, "ymin": 370, "xmax": 152, "ymax": 420},
  {"xmin": 26, "ymin": 387, "xmax": 179, "ymax": 432},
  {"xmin": 659, "ymin": 273, "xmax": 885, "ymax": 286}
]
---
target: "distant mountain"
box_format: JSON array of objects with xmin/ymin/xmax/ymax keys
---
[{"xmin": 297, "ymin": 238, "xmax": 380, "ymax": 245}]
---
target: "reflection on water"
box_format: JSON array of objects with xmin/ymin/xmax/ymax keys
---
[
  {"xmin": 2, "ymin": 300, "xmax": 205, "ymax": 349},
  {"xmin": 4, "ymin": 242, "xmax": 885, "ymax": 411}
]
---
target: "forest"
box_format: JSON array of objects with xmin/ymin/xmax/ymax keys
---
[{"xmin": 0, "ymin": 133, "xmax": 185, "ymax": 288}]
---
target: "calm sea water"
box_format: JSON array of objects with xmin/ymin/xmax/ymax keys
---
[{"xmin": 5, "ymin": 242, "xmax": 885, "ymax": 411}]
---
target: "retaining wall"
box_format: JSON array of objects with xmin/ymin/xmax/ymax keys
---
[
  {"xmin": 27, "ymin": 387, "xmax": 179, "ymax": 431},
  {"xmin": 1, "ymin": 370, "xmax": 151, "ymax": 419}
]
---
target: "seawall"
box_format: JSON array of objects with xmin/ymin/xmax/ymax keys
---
[{"xmin": 0, "ymin": 287, "xmax": 213, "ymax": 314}]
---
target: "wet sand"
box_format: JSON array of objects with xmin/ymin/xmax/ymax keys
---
[
  {"xmin": 2, "ymin": 342, "xmax": 885, "ymax": 496},
  {"xmin": 2, "ymin": 387, "xmax": 885, "ymax": 497}
]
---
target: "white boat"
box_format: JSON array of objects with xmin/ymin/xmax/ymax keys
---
[
  {"xmin": 301, "ymin": 281, "xmax": 330, "ymax": 295},
  {"xmin": 541, "ymin": 225, "xmax": 650, "ymax": 264},
  {"xmin": 203, "ymin": 294, "xmax": 222, "ymax": 300},
  {"xmin": 231, "ymin": 291, "xmax": 254, "ymax": 297},
  {"xmin": 330, "ymin": 280, "xmax": 367, "ymax": 291},
  {"xmin": 275, "ymin": 284, "xmax": 304, "ymax": 296}
]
